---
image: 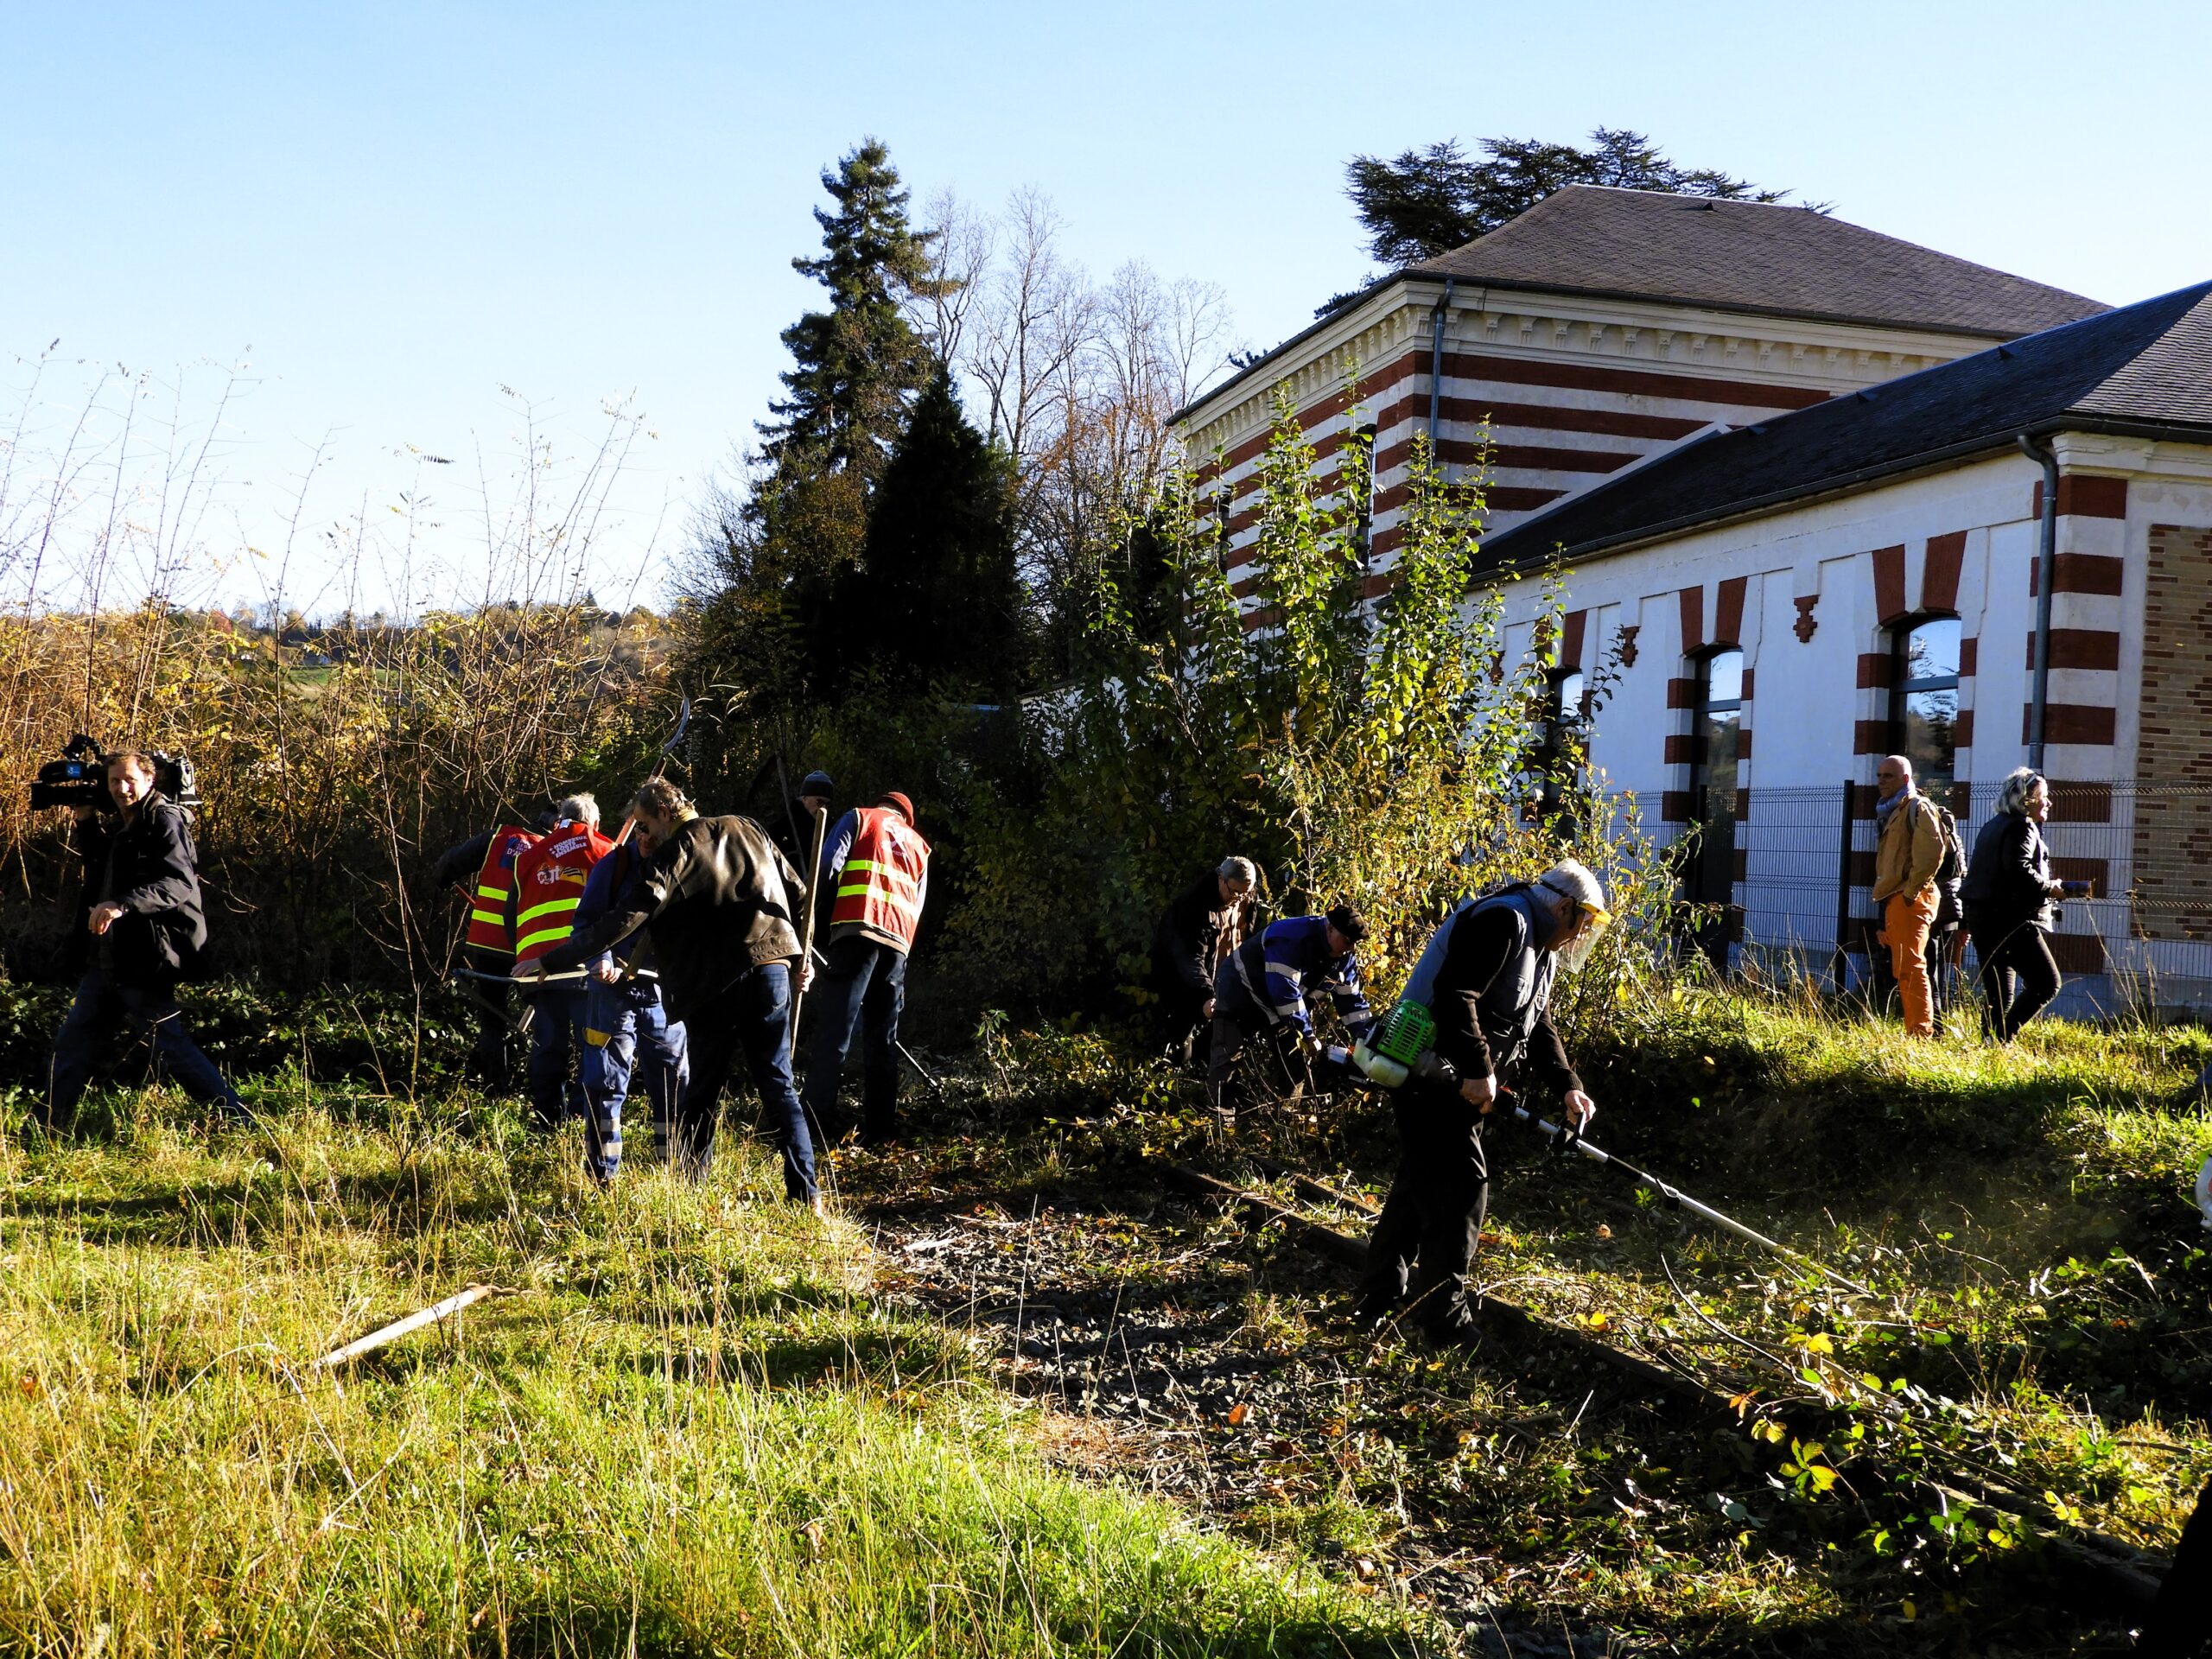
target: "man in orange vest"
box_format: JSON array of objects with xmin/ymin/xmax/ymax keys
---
[
  {"xmin": 432, "ymin": 812, "xmax": 545, "ymax": 1089},
  {"xmin": 509, "ymin": 793, "xmax": 613, "ymax": 1131},
  {"xmin": 806, "ymin": 790, "xmax": 929, "ymax": 1147}
]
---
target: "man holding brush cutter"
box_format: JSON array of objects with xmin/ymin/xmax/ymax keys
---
[{"xmin": 1348, "ymin": 861, "xmax": 1611, "ymax": 1344}]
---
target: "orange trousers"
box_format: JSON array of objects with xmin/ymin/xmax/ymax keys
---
[{"xmin": 1882, "ymin": 887, "xmax": 1941, "ymax": 1038}]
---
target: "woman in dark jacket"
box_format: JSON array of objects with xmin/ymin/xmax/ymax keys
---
[{"xmin": 1960, "ymin": 766, "xmax": 2082, "ymax": 1041}]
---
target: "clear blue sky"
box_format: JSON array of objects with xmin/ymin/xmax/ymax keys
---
[{"xmin": 6, "ymin": 0, "xmax": 2208, "ymax": 612}]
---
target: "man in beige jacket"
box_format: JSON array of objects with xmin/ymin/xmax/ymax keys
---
[{"xmin": 1869, "ymin": 754, "xmax": 1946, "ymax": 1038}]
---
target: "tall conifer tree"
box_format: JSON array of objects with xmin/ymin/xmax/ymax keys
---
[
  {"xmin": 841, "ymin": 365, "xmax": 1024, "ymax": 698},
  {"xmin": 760, "ymin": 139, "xmax": 944, "ymax": 482},
  {"xmin": 689, "ymin": 138, "xmax": 951, "ymax": 723}
]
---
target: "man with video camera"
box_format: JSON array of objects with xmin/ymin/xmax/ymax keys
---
[{"xmin": 44, "ymin": 747, "xmax": 244, "ymax": 1127}]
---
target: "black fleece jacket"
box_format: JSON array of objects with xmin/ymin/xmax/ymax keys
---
[
  {"xmin": 69, "ymin": 794, "xmax": 208, "ymax": 988},
  {"xmin": 1427, "ymin": 902, "xmax": 1580, "ymax": 1099}
]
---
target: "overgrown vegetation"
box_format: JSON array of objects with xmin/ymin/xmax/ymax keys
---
[{"xmin": 861, "ymin": 997, "xmax": 2210, "ymax": 1652}]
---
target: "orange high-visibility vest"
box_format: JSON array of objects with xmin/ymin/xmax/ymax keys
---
[
  {"xmin": 830, "ymin": 807, "xmax": 930, "ymax": 951},
  {"xmin": 461, "ymin": 824, "xmax": 539, "ymax": 956},
  {"xmin": 512, "ymin": 822, "xmax": 613, "ymax": 965}
]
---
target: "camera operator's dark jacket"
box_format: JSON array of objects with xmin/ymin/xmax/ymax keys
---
[
  {"xmin": 535, "ymin": 814, "xmax": 805, "ymax": 1023},
  {"xmin": 69, "ymin": 792, "xmax": 208, "ymax": 988}
]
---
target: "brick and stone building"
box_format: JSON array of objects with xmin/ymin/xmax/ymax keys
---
[
  {"xmin": 1174, "ymin": 186, "xmax": 2101, "ymax": 621},
  {"xmin": 1176, "ymin": 188, "xmax": 2212, "ymax": 1010},
  {"xmin": 1475, "ymin": 280, "xmax": 2212, "ymax": 1010}
]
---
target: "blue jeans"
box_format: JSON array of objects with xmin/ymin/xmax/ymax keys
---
[
  {"xmin": 47, "ymin": 969, "xmax": 243, "ymax": 1123},
  {"xmin": 581, "ymin": 983, "xmax": 688, "ymax": 1181},
  {"xmin": 525, "ymin": 985, "xmax": 588, "ymax": 1131},
  {"xmin": 805, "ymin": 936, "xmax": 908, "ymax": 1141},
  {"xmin": 675, "ymin": 963, "xmax": 814, "ymax": 1200}
]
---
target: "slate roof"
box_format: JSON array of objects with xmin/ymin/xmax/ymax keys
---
[
  {"xmin": 1410, "ymin": 186, "xmax": 2106, "ymax": 340},
  {"xmin": 1481, "ymin": 280, "xmax": 2212, "ymax": 569}
]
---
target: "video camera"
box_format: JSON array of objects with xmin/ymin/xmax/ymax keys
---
[{"xmin": 29, "ymin": 734, "xmax": 200, "ymax": 810}]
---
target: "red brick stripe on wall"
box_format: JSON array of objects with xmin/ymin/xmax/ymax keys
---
[
  {"xmin": 1734, "ymin": 787, "xmax": 1751, "ymax": 820},
  {"xmin": 1663, "ymin": 734, "xmax": 1698, "ymax": 764},
  {"xmin": 1959, "ymin": 636, "xmax": 1978, "ymax": 677},
  {"xmin": 2051, "ymin": 856, "xmax": 2109, "ymax": 894},
  {"xmin": 1923, "ymin": 531, "xmax": 1967, "ymax": 613},
  {"xmin": 2033, "ymin": 475, "xmax": 2130, "ymax": 520},
  {"xmin": 1853, "ymin": 719, "xmax": 1891, "ymax": 754},
  {"xmin": 1440, "ymin": 350, "xmax": 1829, "ymax": 410},
  {"xmin": 1856, "ymin": 652, "xmax": 1893, "ymax": 690},
  {"xmin": 1660, "ymin": 791, "xmax": 1693, "ymax": 823},
  {"xmin": 1427, "ymin": 397, "xmax": 1708, "ymax": 441},
  {"xmin": 1372, "ymin": 437, "xmax": 1636, "ymax": 476},
  {"xmin": 2027, "ymin": 554, "xmax": 2128, "ymax": 597},
  {"xmin": 1563, "ymin": 609, "xmax": 1586, "ymax": 669},
  {"xmin": 2047, "ymin": 628, "xmax": 2122, "ymax": 671},
  {"xmin": 1713, "ymin": 576, "xmax": 1747, "ymax": 646},
  {"xmin": 2020, "ymin": 703, "xmax": 2117, "ymax": 745},
  {"xmin": 1740, "ymin": 668, "xmax": 1756, "ymax": 701},
  {"xmin": 1738, "ymin": 728, "xmax": 1753, "ymax": 760},
  {"xmin": 1665, "ymin": 677, "xmax": 1698, "ymax": 709},
  {"xmin": 1955, "ymin": 709, "xmax": 1975, "ymax": 748},
  {"xmin": 1679, "ymin": 587, "xmax": 1705, "ymax": 654},
  {"xmin": 1872, "ymin": 544, "xmax": 1908, "ymax": 624}
]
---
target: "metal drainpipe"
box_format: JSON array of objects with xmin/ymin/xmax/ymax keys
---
[
  {"xmin": 2019, "ymin": 433, "xmax": 2060, "ymax": 771},
  {"xmin": 1427, "ymin": 277, "xmax": 1456, "ymax": 458}
]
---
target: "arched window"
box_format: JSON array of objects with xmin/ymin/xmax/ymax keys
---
[
  {"xmin": 1688, "ymin": 648, "xmax": 1743, "ymax": 914},
  {"xmin": 1534, "ymin": 666, "xmax": 1589, "ymax": 820},
  {"xmin": 1891, "ymin": 615, "xmax": 1960, "ymax": 798}
]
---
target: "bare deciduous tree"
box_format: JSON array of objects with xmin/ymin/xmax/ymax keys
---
[{"xmin": 912, "ymin": 188, "xmax": 1236, "ymax": 670}]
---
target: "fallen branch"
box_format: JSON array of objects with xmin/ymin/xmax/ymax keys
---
[{"xmin": 311, "ymin": 1285, "xmax": 512, "ymax": 1370}]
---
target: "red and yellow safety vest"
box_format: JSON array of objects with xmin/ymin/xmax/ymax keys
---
[
  {"xmin": 512, "ymin": 822, "xmax": 613, "ymax": 965},
  {"xmin": 830, "ymin": 807, "xmax": 930, "ymax": 951},
  {"xmin": 461, "ymin": 824, "xmax": 540, "ymax": 956}
]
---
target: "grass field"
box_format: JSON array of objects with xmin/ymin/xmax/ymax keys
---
[
  {"xmin": 3, "ymin": 976, "xmax": 2208, "ymax": 1655},
  {"xmin": 0, "ymin": 1076, "xmax": 1421, "ymax": 1656}
]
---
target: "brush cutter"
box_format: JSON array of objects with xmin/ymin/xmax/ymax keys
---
[
  {"xmin": 1498, "ymin": 1098, "xmax": 1877, "ymax": 1300},
  {"xmin": 1318, "ymin": 1041, "xmax": 1874, "ymax": 1300}
]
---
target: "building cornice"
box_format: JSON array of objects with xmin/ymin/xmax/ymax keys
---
[{"xmin": 1178, "ymin": 278, "xmax": 2007, "ymax": 463}]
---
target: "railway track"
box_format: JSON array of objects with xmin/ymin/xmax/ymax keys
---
[{"xmin": 1152, "ymin": 1155, "xmax": 2171, "ymax": 1613}]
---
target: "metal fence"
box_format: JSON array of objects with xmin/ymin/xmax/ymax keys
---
[{"xmin": 1713, "ymin": 781, "xmax": 2212, "ymax": 1017}]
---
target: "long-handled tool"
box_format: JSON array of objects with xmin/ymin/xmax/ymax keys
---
[{"xmin": 1503, "ymin": 1100, "xmax": 1877, "ymax": 1300}]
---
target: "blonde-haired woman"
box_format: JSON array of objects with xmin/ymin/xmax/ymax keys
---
[{"xmin": 1959, "ymin": 768, "xmax": 2087, "ymax": 1040}]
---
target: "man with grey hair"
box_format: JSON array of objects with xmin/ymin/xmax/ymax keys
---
[
  {"xmin": 510, "ymin": 791, "xmax": 613, "ymax": 1131},
  {"xmin": 1870, "ymin": 755, "xmax": 1947, "ymax": 1039},
  {"xmin": 1356, "ymin": 861, "xmax": 1610, "ymax": 1341},
  {"xmin": 1148, "ymin": 855, "xmax": 1259, "ymax": 1066}
]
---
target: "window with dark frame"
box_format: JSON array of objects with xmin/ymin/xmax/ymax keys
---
[
  {"xmin": 1688, "ymin": 647, "xmax": 1743, "ymax": 917},
  {"xmin": 1891, "ymin": 615, "xmax": 1961, "ymax": 799},
  {"xmin": 1535, "ymin": 664, "xmax": 1589, "ymax": 820}
]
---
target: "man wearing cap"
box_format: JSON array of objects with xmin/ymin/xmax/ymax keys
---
[
  {"xmin": 807, "ymin": 791, "xmax": 930, "ymax": 1147},
  {"xmin": 1207, "ymin": 903, "xmax": 1374, "ymax": 1131},
  {"xmin": 1148, "ymin": 856, "xmax": 1259, "ymax": 1066},
  {"xmin": 1355, "ymin": 861, "xmax": 1610, "ymax": 1343}
]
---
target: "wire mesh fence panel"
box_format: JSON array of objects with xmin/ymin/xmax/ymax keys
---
[{"xmin": 1679, "ymin": 780, "xmax": 2212, "ymax": 1016}]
